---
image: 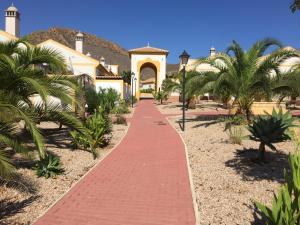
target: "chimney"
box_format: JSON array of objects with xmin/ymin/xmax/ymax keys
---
[
  {"xmin": 210, "ymin": 47, "xmax": 216, "ymax": 57},
  {"xmin": 5, "ymin": 3, "xmax": 20, "ymax": 37},
  {"xmin": 75, "ymin": 32, "xmax": 84, "ymax": 53},
  {"xmin": 100, "ymin": 56, "xmax": 106, "ymax": 67}
]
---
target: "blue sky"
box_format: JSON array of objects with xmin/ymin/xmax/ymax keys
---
[{"xmin": 0, "ymin": 0, "xmax": 299, "ymax": 63}]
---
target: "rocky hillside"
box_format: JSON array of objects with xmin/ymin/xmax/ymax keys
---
[
  {"xmin": 26, "ymin": 28, "xmax": 130, "ymax": 72},
  {"xmin": 25, "ymin": 27, "xmax": 179, "ymax": 74}
]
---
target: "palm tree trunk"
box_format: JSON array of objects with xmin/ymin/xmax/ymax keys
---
[
  {"xmin": 259, "ymin": 142, "xmax": 266, "ymax": 161},
  {"xmin": 246, "ymin": 109, "xmax": 251, "ymax": 123}
]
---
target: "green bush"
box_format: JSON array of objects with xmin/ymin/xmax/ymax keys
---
[
  {"xmin": 153, "ymin": 90, "xmax": 168, "ymax": 104},
  {"xmin": 86, "ymin": 87, "xmax": 120, "ymax": 114},
  {"xmin": 111, "ymin": 100, "xmax": 130, "ymax": 114},
  {"xmin": 70, "ymin": 107, "xmax": 111, "ymax": 158},
  {"xmin": 255, "ymin": 153, "xmax": 300, "ymax": 224},
  {"xmin": 140, "ymin": 88, "xmax": 154, "ymax": 93},
  {"xmin": 125, "ymin": 96, "xmax": 137, "ymax": 106},
  {"xmin": 218, "ymin": 115, "xmax": 247, "ymax": 131},
  {"xmin": 248, "ymin": 108, "xmax": 296, "ymax": 161},
  {"xmin": 35, "ymin": 153, "xmax": 64, "ymax": 179}
]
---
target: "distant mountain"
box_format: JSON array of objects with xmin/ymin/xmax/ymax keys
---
[{"xmin": 25, "ymin": 27, "xmax": 179, "ymax": 74}]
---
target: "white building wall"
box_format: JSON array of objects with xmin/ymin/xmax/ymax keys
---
[{"xmin": 38, "ymin": 41, "xmax": 97, "ymax": 78}]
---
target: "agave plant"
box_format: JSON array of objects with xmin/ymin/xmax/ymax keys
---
[
  {"xmin": 35, "ymin": 153, "xmax": 64, "ymax": 179},
  {"xmin": 248, "ymin": 109, "xmax": 296, "ymax": 161}
]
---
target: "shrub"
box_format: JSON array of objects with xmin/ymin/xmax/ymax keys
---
[
  {"xmin": 70, "ymin": 107, "xmax": 111, "ymax": 158},
  {"xmin": 114, "ymin": 115, "xmax": 127, "ymax": 125},
  {"xmin": 255, "ymin": 152, "xmax": 300, "ymax": 224},
  {"xmin": 111, "ymin": 100, "xmax": 130, "ymax": 114},
  {"xmin": 220, "ymin": 115, "xmax": 248, "ymax": 131},
  {"xmin": 228, "ymin": 125, "xmax": 244, "ymax": 145},
  {"xmin": 153, "ymin": 90, "xmax": 168, "ymax": 104},
  {"xmin": 86, "ymin": 87, "xmax": 120, "ymax": 114},
  {"xmin": 35, "ymin": 153, "xmax": 64, "ymax": 179},
  {"xmin": 140, "ymin": 88, "xmax": 154, "ymax": 93},
  {"xmin": 248, "ymin": 108, "xmax": 296, "ymax": 161},
  {"xmin": 125, "ymin": 96, "xmax": 137, "ymax": 106}
]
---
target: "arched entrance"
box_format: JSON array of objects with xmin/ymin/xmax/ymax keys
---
[
  {"xmin": 139, "ymin": 62, "xmax": 157, "ymax": 98},
  {"xmin": 128, "ymin": 45, "xmax": 168, "ymax": 100}
]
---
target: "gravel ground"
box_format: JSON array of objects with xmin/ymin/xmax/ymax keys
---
[
  {"xmin": 169, "ymin": 115, "xmax": 295, "ymax": 225},
  {"xmin": 156, "ymin": 101, "xmax": 228, "ymax": 115},
  {"xmin": 0, "ymin": 122, "xmax": 129, "ymax": 225}
]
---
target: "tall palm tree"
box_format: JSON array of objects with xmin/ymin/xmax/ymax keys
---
[
  {"xmin": 290, "ymin": 0, "xmax": 300, "ymax": 12},
  {"xmin": 189, "ymin": 38, "xmax": 299, "ymax": 121}
]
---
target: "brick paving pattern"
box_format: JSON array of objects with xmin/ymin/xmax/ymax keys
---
[{"xmin": 35, "ymin": 100, "xmax": 196, "ymax": 225}]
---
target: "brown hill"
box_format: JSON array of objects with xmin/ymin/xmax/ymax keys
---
[
  {"xmin": 25, "ymin": 27, "xmax": 179, "ymax": 74},
  {"xmin": 25, "ymin": 27, "xmax": 130, "ymax": 72}
]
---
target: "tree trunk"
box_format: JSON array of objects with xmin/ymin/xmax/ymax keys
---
[
  {"xmin": 259, "ymin": 142, "xmax": 266, "ymax": 161},
  {"xmin": 246, "ymin": 110, "xmax": 251, "ymax": 123},
  {"xmin": 188, "ymin": 97, "xmax": 196, "ymax": 109}
]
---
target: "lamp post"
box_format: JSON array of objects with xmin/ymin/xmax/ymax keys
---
[
  {"xmin": 179, "ymin": 50, "xmax": 190, "ymax": 131},
  {"xmin": 131, "ymin": 73, "xmax": 135, "ymax": 108},
  {"xmin": 134, "ymin": 77, "xmax": 137, "ymax": 98}
]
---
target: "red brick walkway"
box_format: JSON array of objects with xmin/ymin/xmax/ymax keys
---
[{"xmin": 34, "ymin": 100, "xmax": 196, "ymax": 225}]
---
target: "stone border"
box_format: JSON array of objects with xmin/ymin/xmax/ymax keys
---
[
  {"xmin": 31, "ymin": 121, "xmax": 132, "ymax": 224},
  {"xmin": 165, "ymin": 116, "xmax": 200, "ymax": 225}
]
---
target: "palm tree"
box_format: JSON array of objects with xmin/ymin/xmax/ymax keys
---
[
  {"xmin": 0, "ymin": 40, "xmax": 86, "ymax": 177},
  {"xmin": 189, "ymin": 38, "xmax": 299, "ymax": 121},
  {"xmin": 163, "ymin": 71, "xmax": 205, "ymax": 108},
  {"xmin": 272, "ymin": 66, "xmax": 300, "ymax": 101},
  {"xmin": 0, "ymin": 119, "xmax": 29, "ymax": 179},
  {"xmin": 121, "ymin": 71, "xmax": 133, "ymax": 84},
  {"xmin": 290, "ymin": 0, "xmax": 300, "ymax": 12}
]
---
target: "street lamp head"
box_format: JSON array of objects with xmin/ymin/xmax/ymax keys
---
[
  {"xmin": 134, "ymin": 78, "xmax": 137, "ymax": 81},
  {"xmin": 131, "ymin": 73, "xmax": 135, "ymax": 79},
  {"xmin": 179, "ymin": 50, "xmax": 190, "ymax": 66}
]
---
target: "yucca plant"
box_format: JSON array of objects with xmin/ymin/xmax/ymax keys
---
[
  {"xmin": 35, "ymin": 153, "xmax": 64, "ymax": 179},
  {"xmin": 248, "ymin": 109, "xmax": 296, "ymax": 161},
  {"xmin": 255, "ymin": 153, "xmax": 300, "ymax": 225}
]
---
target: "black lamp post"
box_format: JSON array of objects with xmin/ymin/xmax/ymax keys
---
[
  {"xmin": 179, "ymin": 50, "xmax": 190, "ymax": 131},
  {"xmin": 131, "ymin": 73, "xmax": 135, "ymax": 108},
  {"xmin": 134, "ymin": 77, "xmax": 137, "ymax": 98}
]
